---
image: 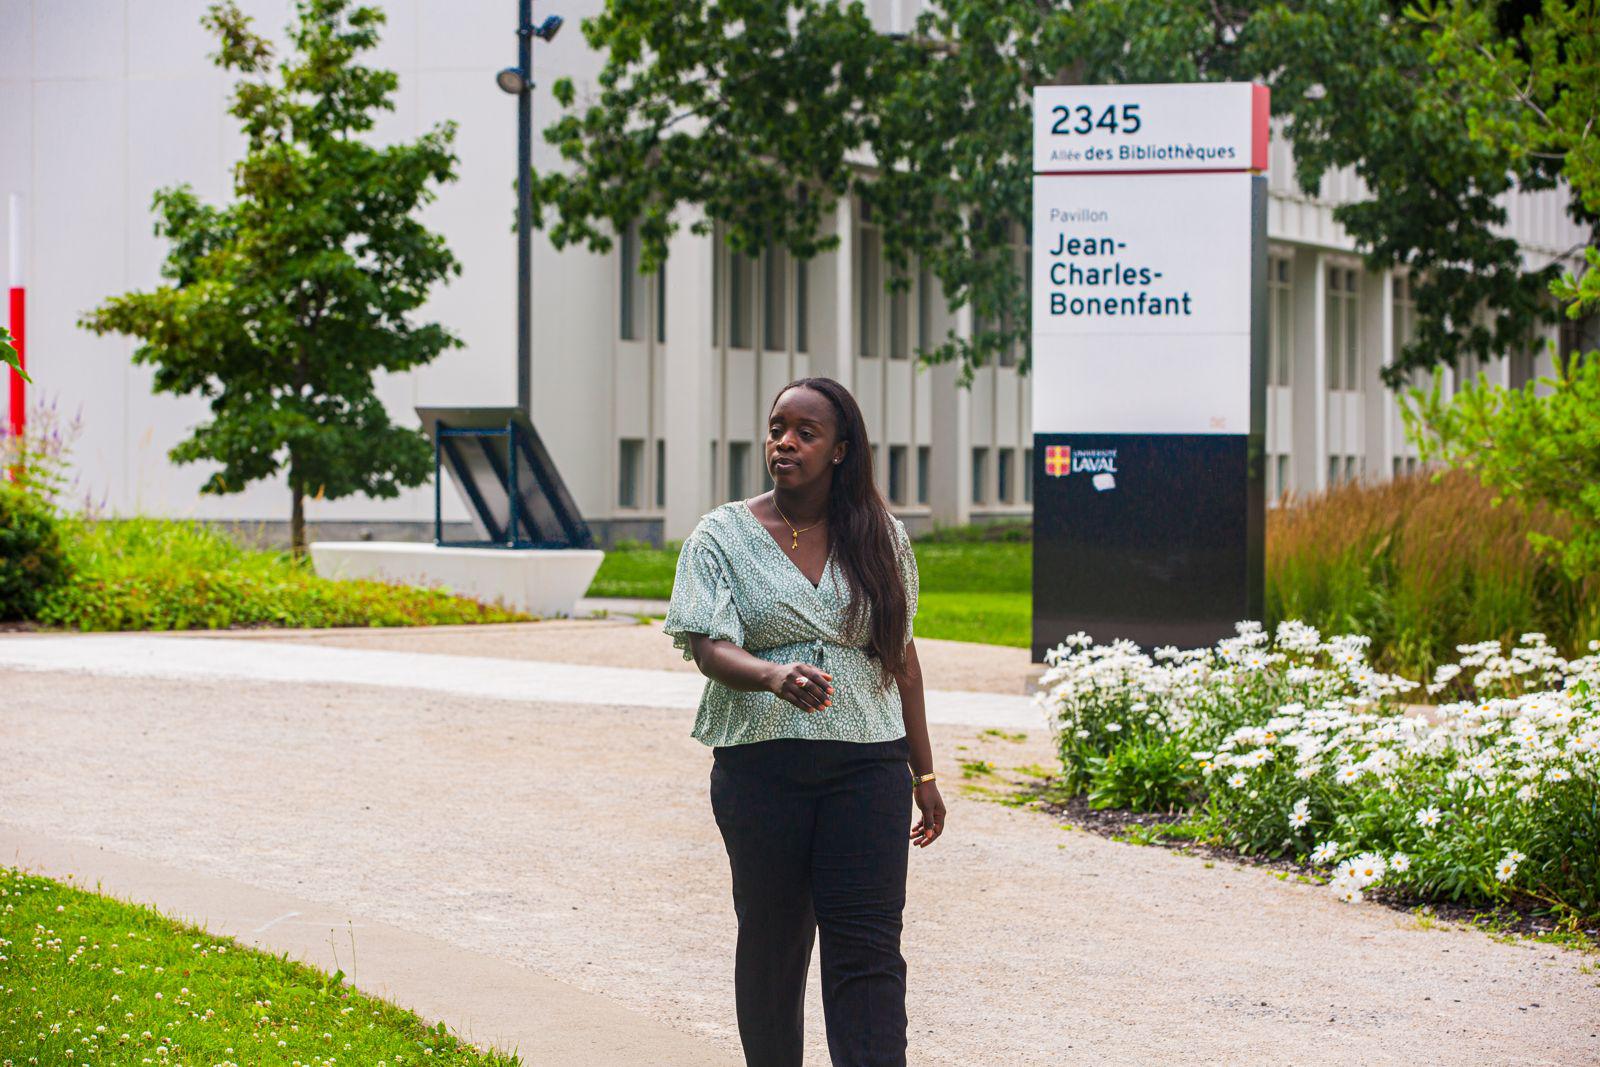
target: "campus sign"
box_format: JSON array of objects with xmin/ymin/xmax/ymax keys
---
[{"xmin": 1030, "ymin": 83, "xmax": 1269, "ymax": 657}]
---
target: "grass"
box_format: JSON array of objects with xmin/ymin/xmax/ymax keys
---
[
  {"xmin": 0, "ymin": 865, "xmax": 519, "ymax": 1066},
  {"xmin": 596, "ymin": 533, "xmax": 1035, "ymax": 646},
  {"xmin": 34, "ymin": 518, "xmax": 530, "ymax": 631}
]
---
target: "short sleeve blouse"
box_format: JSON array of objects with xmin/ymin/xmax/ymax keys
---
[{"xmin": 662, "ymin": 500, "xmax": 919, "ymax": 747}]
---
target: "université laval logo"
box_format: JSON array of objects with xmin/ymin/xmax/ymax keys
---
[{"xmin": 1044, "ymin": 444, "xmax": 1118, "ymax": 490}]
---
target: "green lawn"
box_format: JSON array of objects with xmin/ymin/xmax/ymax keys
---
[
  {"xmin": 0, "ymin": 865, "xmax": 519, "ymax": 1066},
  {"xmin": 590, "ymin": 538, "xmax": 1032, "ymax": 647}
]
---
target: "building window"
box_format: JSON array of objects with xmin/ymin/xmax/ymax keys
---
[
  {"xmin": 729, "ymin": 250, "xmax": 754, "ymax": 349},
  {"xmin": 619, "ymin": 222, "xmax": 647, "ymax": 341},
  {"xmin": 1325, "ymin": 265, "xmax": 1360, "ymax": 391},
  {"xmin": 1328, "ymin": 454, "xmax": 1341, "ymax": 487},
  {"xmin": 971, "ymin": 446, "xmax": 988, "ymax": 504},
  {"xmin": 711, "ymin": 238, "xmax": 722, "ymax": 346},
  {"xmin": 1023, "ymin": 447, "xmax": 1033, "ymax": 503},
  {"xmin": 917, "ymin": 267, "xmax": 935, "ymax": 353},
  {"xmin": 656, "ymin": 265, "xmax": 666, "ymax": 343},
  {"xmin": 917, "ymin": 445, "xmax": 930, "ymax": 505},
  {"xmin": 998, "ymin": 447, "xmax": 1014, "ymax": 503},
  {"xmin": 795, "ymin": 256, "xmax": 809, "ymax": 353},
  {"xmin": 655, "ymin": 439, "xmax": 665, "ymax": 508},
  {"xmin": 1276, "ymin": 454, "xmax": 1289, "ymax": 500},
  {"xmin": 1268, "ymin": 256, "xmax": 1292, "ymax": 386},
  {"xmin": 710, "ymin": 441, "xmax": 719, "ymax": 501},
  {"xmin": 888, "ymin": 445, "xmax": 907, "ymax": 504},
  {"xmin": 763, "ymin": 243, "xmax": 786, "ymax": 352},
  {"xmin": 1345, "ymin": 455, "xmax": 1360, "ymax": 484},
  {"xmin": 728, "ymin": 441, "xmax": 751, "ymax": 501},
  {"xmin": 890, "ymin": 279, "xmax": 910, "ymax": 359},
  {"xmin": 618, "ymin": 438, "xmax": 644, "ymax": 508},
  {"xmin": 858, "ymin": 224, "xmax": 881, "ymax": 358},
  {"xmin": 1392, "ymin": 274, "xmax": 1416, "ymax": 378},
  {"xmin": 870, "ymin": 443, "xmax": 879, "ymax": 485}
]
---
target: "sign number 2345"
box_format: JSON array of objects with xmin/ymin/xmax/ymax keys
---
[{"xmin": 1050, "ymin": 103, "xmax": 1142, "ymax": 135}]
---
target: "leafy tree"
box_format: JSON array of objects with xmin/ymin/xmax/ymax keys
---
[
  {"xmin": 528, "ymin": 0, "xmax": 1589, "ymax": 387},
  {"xmin": 0, "ymin": 326, "xmax": 24, "ymax": 383},
  {"xmin": 1402, "ymin": 0, "xmax": 1600, "ymax": 578},
  {"xmin": 80, "ymin": 0, "xmax": 461, "ymax": 554}
]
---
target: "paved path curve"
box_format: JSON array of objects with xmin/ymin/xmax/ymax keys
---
[{"xmin": 2, "ymin": 632, "xmax": 1597, "ymax": 1065}]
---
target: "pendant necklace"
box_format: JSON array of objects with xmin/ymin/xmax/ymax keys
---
[{"xmin": 772, "ymin": 498, "xmax": 825, "ymax": 551}]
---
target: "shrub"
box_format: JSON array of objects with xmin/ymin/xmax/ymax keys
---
[
  {"xmin": 1266, "ymin": 469, "xmax": 1599, "ymax": 679},
  {"xmin": 1036, "ymin": 622, "xmax": 1600, "ymax": 919},
  {"xmin": 1085, "ymin": 732, "xmax": 1201, "ymax": 812},
  {"xmin": 0, "ymin": 483, "xmax": 69, "ymax": 619},
  {"xmin": 35, "ymin": 517, "xmax": 528, "ymax": 630}
]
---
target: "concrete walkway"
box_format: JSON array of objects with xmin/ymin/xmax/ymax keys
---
[
  {"xmin": 0, "ymin": 632, "xmax": 1048, "ymax": 730},
  {"xmin": 2, "ymin": 631, "xmax": 1598, "ymax": 1065}
]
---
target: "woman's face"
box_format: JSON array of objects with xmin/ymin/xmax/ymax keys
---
[{"xmin": 766, "ymin": 387, "xmax": 845, "ymax": 490}]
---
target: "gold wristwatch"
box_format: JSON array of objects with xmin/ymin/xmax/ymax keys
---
[{"xmin": 911, "ymin": 771, "xmax": 937, "ymax": 789}]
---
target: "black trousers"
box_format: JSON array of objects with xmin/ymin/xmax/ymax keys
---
[{"xmin": 710, "ymin": 736, "xmax": 913, "ymax": 1067}]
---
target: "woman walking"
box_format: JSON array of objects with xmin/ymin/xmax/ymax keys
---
[{"xmin": 663, "ymin": 376, "xmax": 946, "ymax": 1067}]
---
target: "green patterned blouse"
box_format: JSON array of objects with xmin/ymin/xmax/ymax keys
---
[{"xmin": 663, "ymin": 499, "xmax": 918, "ymax": 747}]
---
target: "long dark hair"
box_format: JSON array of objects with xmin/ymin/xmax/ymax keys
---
[{"xmin": 770, "ymin": 377, "xmax": 911, "ymax": 690}]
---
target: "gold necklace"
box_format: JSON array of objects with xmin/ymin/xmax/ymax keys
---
[{"xmin": 771, "ymin": 498, "xmax": 826, "ymax": 550}]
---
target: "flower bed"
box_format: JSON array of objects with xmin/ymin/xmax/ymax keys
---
[{"xmin": 1033, "ymin": 622, "xmax": 1600, "ymax": 920}]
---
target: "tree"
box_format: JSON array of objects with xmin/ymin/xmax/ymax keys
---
[
  {"xmin": 0, "ymin": 326, "xmax": 23, "ymax": 383},
  {"xmin": 1401, "ymin": 0, "xmax": 1600, "ymax": 578},
  {"xmin": 80, "ymin": 0, "xmax": 461, "ymax": 555},
  {"xmin": 528, "ymin": 0, "xmax": 1591, "ymax": 387}
]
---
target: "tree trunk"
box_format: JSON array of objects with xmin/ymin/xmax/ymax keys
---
[{"xmin": 291, "ymin": 485, "xmax": 306, "ymax": 559}]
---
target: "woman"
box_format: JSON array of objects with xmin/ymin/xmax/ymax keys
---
[{"xmin": 663, "ymin": 376, "xmax": 946, "ymax": 1067}]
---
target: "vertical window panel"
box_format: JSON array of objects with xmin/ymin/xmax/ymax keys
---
[
  {"xmin": 917, "ymin": 445, "xmax": 930, "ymax": 505},
  {"xmin": 618, "ymin": 438, "xmax": 643, "ymax": 507},
  {"xmin": 763, "ymin": 244, "xmax": 786, "ymax": 352},
  {"xmin": 729, "ymin": 251, "xmax": 753, "ymax": 349},
  {"xmin": 728, "ymin": 441, "xmax": 750, "ymax": 501},
  {"xmin": 889, "ymin": 445, "xmax": 907, "ymax": 504},
  {"xmin": 795, "ymin": 256, "xmax": 809, "ymax": 353},
  {"xmin": 858, "ymin": 227, "xmax": 881, "ymax": 358}
]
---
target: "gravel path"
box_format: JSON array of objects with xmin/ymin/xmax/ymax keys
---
[{"xmin": 3, "ymin": 646, "xmax": 1596, "ymax": 1065}]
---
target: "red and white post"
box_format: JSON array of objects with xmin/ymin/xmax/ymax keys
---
[{"xmin": 6, "ymin": 193, "xmax": 25, "ymax": 440}]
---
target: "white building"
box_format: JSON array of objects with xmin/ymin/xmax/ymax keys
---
[{"xmin": 1, "ymin": 1, "xmax": 1586, "ymax": 545}]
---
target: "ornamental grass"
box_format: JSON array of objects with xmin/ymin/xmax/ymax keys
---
[{"xmin": 1266, "ymin": 469, "xmax": 1600, "ymax": 680}]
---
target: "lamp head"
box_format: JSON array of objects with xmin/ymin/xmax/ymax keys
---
[
  {"xmin": 496, "ymin": 66, "xmax": 529, "ymax": 94},
  {"xmin": 535, "ymin": 15, "xmax": 563, "ymax": 41}
]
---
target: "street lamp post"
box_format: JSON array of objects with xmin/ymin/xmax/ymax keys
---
[{"xmin": 498, "ymin": 3, "xmax": 562, "ymax": 416}]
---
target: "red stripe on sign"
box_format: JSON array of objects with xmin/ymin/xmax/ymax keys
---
[
  {"xmin": 7, "ymin": 286, "xmax": 23, "ymax": 438},
  {"xmin": 1251, "ymin": 84, "xmax": 1271, "ymax": 172}
]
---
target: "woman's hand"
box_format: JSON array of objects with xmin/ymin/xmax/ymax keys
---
[
  {"xmin": 767, "ymin": 662, "xmax": 833, "ymax": 713},
  {"xmin": 911, "ymin": 782, "xmax": 945, "ymax": 847}
]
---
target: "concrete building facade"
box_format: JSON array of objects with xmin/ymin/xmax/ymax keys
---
[{"xmin": 1, "ymin": 1, "xmax": 1587, "ymax": 546}]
